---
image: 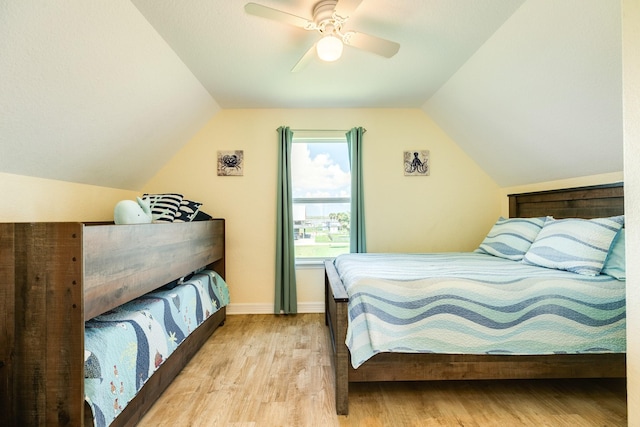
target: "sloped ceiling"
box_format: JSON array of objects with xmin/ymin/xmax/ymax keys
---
[
  {"xmin": 422, "ymin": 0, "xmax": 623, "ymax": 186},
  {"xmin": 0, "ymin": 1, "xmax": 220, "ymax": 190},
  {"xmin": 0, "ymin": 0, "xmax": 623, "ymax": 190}
]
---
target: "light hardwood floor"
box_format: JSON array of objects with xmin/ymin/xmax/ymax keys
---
[{"xmin": 138, "ymin": 314, "xmax": 627, "ymax": 427}]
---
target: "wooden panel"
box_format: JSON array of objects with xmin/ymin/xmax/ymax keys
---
[
  {"xmin": 509, "ymin": 183, "xmax": 624, "ymax": 219},
  {"xmin": 324, "ymin": 261, "xmax": 349, "ymax": 414},
  {"xmin": 0, "ymin": 224, "xmax": 16, "ymax": 422},
  {"xmin": 210, "ymin": 219, "xmax": 226, "ymax": 280},
  {"xmin": 13, "ymin": 223, "xmax": 85, "ymax": 426},
  {"xmin": 348, "ymin": 353, "xmax": 626, "ymax": 382},
  {"xmin": 324, "ymin": 260, "xmax": 348, "ymax": 302},
  {"xmin": 83, "ymin": 220, "xmax": 224, "ymax": 320}
]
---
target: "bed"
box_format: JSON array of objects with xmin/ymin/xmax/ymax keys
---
[
  {"xmin": 324, "ymin": 183, "xmax": 626, "ymax": 415},
  {"xmin": 1, "ymin": 219, "xmax": 227, "ymax": 426}
]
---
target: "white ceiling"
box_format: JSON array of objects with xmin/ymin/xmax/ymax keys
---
[
  {"xmin": 131, "ymin": 0, "xmax": 525, "ymax": 108},
  {"xmin": 0, "ymin": 0, "xmax": 623, "ymax": 190}
]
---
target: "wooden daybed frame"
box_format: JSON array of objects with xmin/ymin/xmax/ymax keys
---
[
  {"xmin": 325, "ymin": 183, "xmax": 626, "ymax": 415},
  {"xmin": 1, "ymin": 219, "xmax": 226, "ymax": 426}
]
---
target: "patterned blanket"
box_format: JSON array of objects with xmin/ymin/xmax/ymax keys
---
[
  {"xmin": 334, "ymin": 253, "xmax": 626, "ymax": 368},
  {"xmin": 84, "ymin": 270, "xmax": 230, "ymax": 427}
]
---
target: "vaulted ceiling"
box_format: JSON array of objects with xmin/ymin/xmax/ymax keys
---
[{"xmin": 0, "ymin": 0, "xmax": 623, "ymax": 190}]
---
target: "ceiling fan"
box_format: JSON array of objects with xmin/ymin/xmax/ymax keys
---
[{"xmin": 244, "ymin": 0, "xmax": 400, "ymax": 72}]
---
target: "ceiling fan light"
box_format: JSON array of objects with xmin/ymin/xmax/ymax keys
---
[{"xmin": 316, "ymin": 35, "xmax": 343, "ymax": 62}]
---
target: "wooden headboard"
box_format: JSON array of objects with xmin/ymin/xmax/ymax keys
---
[{"xmin": 508, "ymin": 182, "xmax": 624, "ymax": 219}]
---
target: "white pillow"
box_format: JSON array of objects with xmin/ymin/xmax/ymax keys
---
[
  {"xmin": 522, "ymin": 216, "xmax": 624, "ymax": 276},
  {"xmin": 475, "ymin": 217, "xmax": 546, "ymax": 261}
]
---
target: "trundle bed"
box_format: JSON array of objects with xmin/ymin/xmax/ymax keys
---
[
  {"xmin": 325, "ymin": 183, "xmax": 626, "ymax": 415},
  {"xmin": 1, "ymin": 219, "xmax": 227, "ymax": 426}
]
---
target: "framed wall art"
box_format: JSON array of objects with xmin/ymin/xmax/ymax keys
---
[
  {"xmin": 404, "ymin": 150, "xmax": 430, "ymax": 176},
  {"xmin": 217, "ymin": 150, "xmax": 244, "ymax": 176}
]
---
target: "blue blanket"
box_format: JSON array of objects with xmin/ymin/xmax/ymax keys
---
[
  {"xmin": 334, "ymin": 253, "xmax": 626, "ymax": 368},
  {"xmin": 84, "ymin": 271, "xmax": 229, "ymax": 427}
]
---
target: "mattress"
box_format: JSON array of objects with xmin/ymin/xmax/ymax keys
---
[
  {"xmin": 84, "ymin": 270, "xmax": 229, "ymax": 427},
  {"xmin": 333, "ymin": 253, "xmax": 626, "ymax": 368}
]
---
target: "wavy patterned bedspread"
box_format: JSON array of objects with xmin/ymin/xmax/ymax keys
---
[
  {"xmin": 333, "ymin": 253, "xmax": 626, "ymax": 369},
  {"xmin": 84, "ymin": 271, "xmax": 230, "ymax": 427}
]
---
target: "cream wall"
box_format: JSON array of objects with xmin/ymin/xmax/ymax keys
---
[
  {"xmin": 144, "ymin": 108, "xmax": 501, "ymax": 313},
  {"xmin": 0, "ymin": 172, "xmax": 137, "ymax": 222},
  {"xmin": 623, "ymin": 0, "xmax": 639, "ymax": 423}
]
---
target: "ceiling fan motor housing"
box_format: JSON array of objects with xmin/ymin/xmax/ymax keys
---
[{"xmin": 313, "ymin": 0, "xmax": 344, "ymax": 35}]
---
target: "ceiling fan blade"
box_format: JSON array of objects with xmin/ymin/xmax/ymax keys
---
[
  {"xmin": 244, "ymin": 3, "xmax": 314, "ymax": 30},
  {"xmin": 333, "ymin": 0, "xmax": 364, "ymax": 19},
  {"xmin": 291, "ymin": 43, "xmax": 317, "ymax": 73},
  {"xmin": 343, "ymin": 31, "xmax": 400, "ymax": 58}
]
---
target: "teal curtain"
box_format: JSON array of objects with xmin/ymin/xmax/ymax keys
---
[
  {"xmin": 346, "ymin": 127, "xmax": 366, "ymax": 253},
  {"xmin": 275, "ymin": 126, "xmax": 297, "ymax": 314}
]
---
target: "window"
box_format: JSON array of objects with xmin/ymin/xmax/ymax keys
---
[{"xmin": 291, "ymin": 135, "xmax": 350, "ymax": 261}]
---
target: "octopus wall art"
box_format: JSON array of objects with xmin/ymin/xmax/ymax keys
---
[{"xmin": 404, "ymin": 150, "xmax": 430, "ymax": 176}]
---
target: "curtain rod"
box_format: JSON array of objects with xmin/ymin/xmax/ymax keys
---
[{"xmin": 276, "ymin": 128, "xmax": 367, "ymax": 133}]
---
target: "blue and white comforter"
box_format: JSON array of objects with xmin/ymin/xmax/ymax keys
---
[
  {"xmin": 334, "ymin": 253, "xmax": 626, "ymax": 368},
  {"xmin": 84, "ymin": 270, "xmax": 230, "ymax": 427}
]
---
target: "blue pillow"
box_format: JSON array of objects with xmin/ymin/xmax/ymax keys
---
[
  {"xmin": 475, "ymin": 217, "xmax": 547, "ymax": 261},
  {"xmin": 522, "ymin": 216, "xmax": 624, "ymax": 276},
  {"xmin": 602, "ymin": 229, "xmax": 625, "ymax": 280}
]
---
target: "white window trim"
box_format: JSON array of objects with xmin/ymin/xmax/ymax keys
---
[
  {"xmin": 291, "ymin": 135, "xmax": 351, "ymax": 263},
  {"xmin": 295, "ymin": 257, "xmax": 335, "ymax": 268}
]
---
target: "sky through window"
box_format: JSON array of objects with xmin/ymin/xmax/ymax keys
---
[{"xmin": 291, "ymin": 141, "xmax": 350, "ymax": 199}]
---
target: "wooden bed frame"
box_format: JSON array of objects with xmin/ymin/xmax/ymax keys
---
[
  {"xmin": 1, "ymin": 219, "xmax": 226, "ymax": 426},
  {"xmin": 325, "ymin": 183, "xmax": 626, "ymax": 415}
]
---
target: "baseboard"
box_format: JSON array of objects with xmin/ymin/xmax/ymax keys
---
[{"xmin": 226, "ymin": 302, "xmax": 324, "ymax": 315}]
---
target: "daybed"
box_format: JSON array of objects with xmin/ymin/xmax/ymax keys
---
[
  {"xmin": 325, "ymin": 183, "xmax": 626, "ymax": 415},
  {"xmin": 1, "ymin": 219, "xmax": 227, "ymax": 426}
]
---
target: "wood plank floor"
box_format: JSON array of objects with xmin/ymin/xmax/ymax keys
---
[{"xmin": 137, "ymin": 314, "xmax": 627, "ymax": 427}]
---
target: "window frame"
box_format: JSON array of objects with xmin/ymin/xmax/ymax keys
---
[{"xmin": 291, "ymin": 134, "xmax": 351, "ymax": 265}]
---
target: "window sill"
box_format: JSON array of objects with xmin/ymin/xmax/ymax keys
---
[{"xmin": 295, "ymin": 258, "xmax": 334, "ymax": 269}]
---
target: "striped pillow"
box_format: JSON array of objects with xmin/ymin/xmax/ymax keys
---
[
  {"xmin": 475, "ymin": 217, "xmax": 547, "ymax": 261},
  {"xmin": 522, "ymin": 215, "xmax": 624, "ymax": 276},
  {"xmin": 173, "ymin": 199, "xmax": 203, "ymax": 223},
  {"xmin": 142, "ymin": 193, "xmax": 183, "ymax": 222}
]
